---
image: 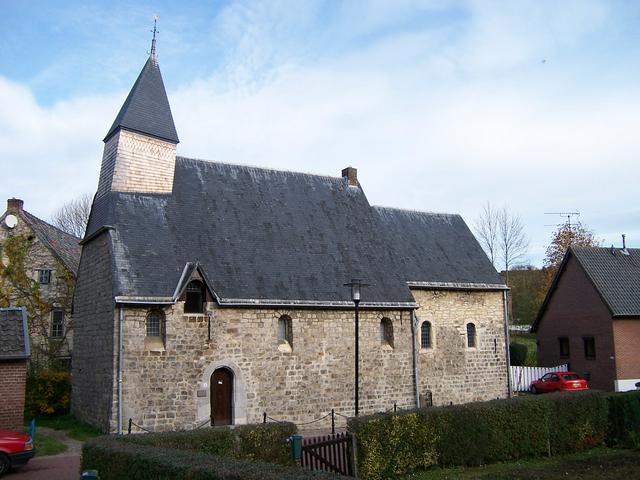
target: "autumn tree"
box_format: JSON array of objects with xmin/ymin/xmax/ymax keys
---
[
  {"xmin": 51, "ymin": 193, "xmax": 92, "ymax": 238},
  {"xmin": 538, "ymin": 221, "xmax": 600, "ymax": 303}
]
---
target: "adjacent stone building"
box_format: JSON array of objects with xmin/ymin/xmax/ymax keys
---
[
  {"xmin": 72, "ymin": 41, "xmax": 510, "ymax": 433},
  {"xmin": 533, "ymin": 245, "xmax": 640, "ymax": 391},
  {"xmin": 0, "ymin": 199, "xmax": 80, "ymax": 369},
  {"xmin": 0, "ymin": 308, "xmax": 30, "ymax": 430}
]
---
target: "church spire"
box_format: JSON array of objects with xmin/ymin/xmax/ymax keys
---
[{"xmin": 102, "ymin": 19, "xmax": 178, "ymax": 144}]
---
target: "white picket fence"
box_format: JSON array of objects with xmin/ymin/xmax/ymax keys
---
[{"xmin": 510, "ymin": 364, "xmax": 569, "ymax": 392}]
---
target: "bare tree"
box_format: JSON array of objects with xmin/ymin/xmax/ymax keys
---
[
  {"xmin": 498, "ymin": 206, "xmax": 529, "ymax": 283},
  {"xmin": 474, "ymin": 202, "xmax": 499, "ymax": 267},
  {"xmin": 51, "ymin": 193, "xmax": 92, "ymax": 238}
]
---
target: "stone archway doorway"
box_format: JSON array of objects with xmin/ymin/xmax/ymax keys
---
[{"xmin": 211, "ymin": 367, "xmax": 234, "ymax": 425}]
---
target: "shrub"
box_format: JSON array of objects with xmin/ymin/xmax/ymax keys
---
[
  {"xmin": 509, "ymin": 343, "xmax": 528, "ymax": 366},
  {"xmin": 122, "ymin": 422, "xmax": 296, "ymax": 465},
  {"xmin": 349, "ymin": 391, "xmax": 610, "ymax": 478},
  {"xmin": 606, "ymin": 390, "xmax": 640, "ymax": 448},
  {"xmin": 82, "ymin": 436, "xmax": 339, "ymax": 480},
  {"xmin": 24, "ymin": 369, "xmax": 71, "ymax": 416},
  {"xmin": 236, "ymin": 422, "xmax": 297, "ymax": 465}
]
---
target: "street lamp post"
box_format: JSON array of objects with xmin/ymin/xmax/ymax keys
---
[{"xmin": 344, "ymin": 279, "xmax": 368, "ymax": 416}]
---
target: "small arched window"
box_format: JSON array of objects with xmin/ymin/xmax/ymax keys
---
[
  {"xmin": 421, "ymin": 321, "xmax": 432, "ymax": 349},
  {"xmin": 380, "ymin": 318, "xmax": 394, "ymax": 348},
  {"xmin": 146, "ymin": 310, "xmax": 164, "ymax": 338},
  {"xmin": 185, "ymin": 280, "xmax": 205, "ymax": 314},
  {"xmin": 466, "ymin": 323, "xmax": 476, "ymax": 348},
  {"xmin": 278, "ymin": 315, "xmax": 293, "ymax": 347}
]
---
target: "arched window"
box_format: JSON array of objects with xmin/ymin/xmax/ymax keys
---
[
  {"xmin": 466, "ymin": 323, "xmax": 476, "ymax": 348},
  {"xmin": 380, "ymin": 318, "xmax": 394, "ymax": 348},
  {"xmin": 278, "ymin": 315, "xmax": 293, "ymax": 347},
  {"xmin": 146, "ymin": 310, "xmax": 164, "ymax": 338},
  {"xmin": 421, "ymin": 321, "xmax": 432, "ymax": 349},
  {"xmin": 185, "ymin": 280, "xmax": 205, "ymax": 313}
]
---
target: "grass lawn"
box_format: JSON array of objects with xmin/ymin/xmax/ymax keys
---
[
  {"xmin": 32, "ymin": 431, "xmax": 67, "ymax": 456},
  {"xmin": 404, "ymin": 448, "xmax": 640, "ymax": 480},
  {"xmin": 29, "ymin": 414, "xmax": 102, "ymax": 442},
  {"xmin": 511, "ymin": 332, "xmax": 537, "ymax": 367}
]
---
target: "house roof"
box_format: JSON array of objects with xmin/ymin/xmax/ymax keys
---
[
  {"xmin": 104, "ymin": 56, "xmax": 179, "ymax": 144},
  {"xmin": 22, "ymin": 211, "xmax": 82, "ymax": 275},
  {"xmin": 85, "ymin": 158, "xmax": 418, "ymax": 307},
  {"xmin": 0, "ymin": 308, "xmax": 30, "ymax": 360},
  {"xmin": 373, "ymin": 207, "xmax": 506, "ymax": 289},
  {"xmin": 532, "ymin": 246, "xmax": 640, "ymax": 331}
]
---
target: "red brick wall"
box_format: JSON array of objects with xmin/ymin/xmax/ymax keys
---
[
  {"xmin": 612, "ymin": 319, "xmax": 640, "ymax": 380},
  {"xmin": 0, "ymin": 361, "xmax": 27, "ymax": 430},
  {"xmin": 536, "ymin": 255, "xmax": 617, "ymax": 391}
]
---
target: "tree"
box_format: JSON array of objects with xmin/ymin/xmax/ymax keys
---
[
  {"xmin": 474, "ymin": 203, "xmax": 529, "ymax": 280},
  {"xmin": 537, "ymin": 221, "xmax": 600, "ymax": 304},
  {"xmin": 51, "ymin": 193, "xmax": 92, "ymax": 238},
  {"xmin": 474, "ymin": 202, "xmax": 499, "ymax": 267}
]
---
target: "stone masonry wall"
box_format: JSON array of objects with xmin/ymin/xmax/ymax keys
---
[
  {"xmin": 0, "ymin": 211, "xmax": 73, "ymax": 364},
  {"xmin": 114, "ymin": 304, "xmax": 415, "ymax": 432},
  {"xmin": 413, "ymin": 289, "xmax": 509, "ymax": 406},
  {"xmin": 71, "ymin": 231, "xmax": 115, "ymax": 431},
  {"xmin": 0, "ymin": 361, "xmax": 27, "ymax": 430},
  {"xmin": 96, "ymin": 129, "xmax": 176, "ymax": 198}
]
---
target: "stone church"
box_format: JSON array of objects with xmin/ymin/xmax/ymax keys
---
[{"xmin": 72, "ymin": 39, "xmax": 510, "ymax": 433}]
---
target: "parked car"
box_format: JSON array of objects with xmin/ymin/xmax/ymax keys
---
[
  {"xmin": 530, "ymin": 371, "xmax": 588, "ymax": 394},
  {"xmin": 0, "ymin": 429, "xmax": 35, "ymax": 477}
]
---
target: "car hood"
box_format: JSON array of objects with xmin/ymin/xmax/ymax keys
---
[{"xmin": 0, "ymin": 430, "xmax": 29, "ymax": 442}]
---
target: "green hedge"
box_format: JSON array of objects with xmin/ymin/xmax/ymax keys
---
[
  {"xmin": 122, "ymin": 422, "xmax": 297, "ymax": 465},
  {"xmin": 348, "ymin": 391, "xmax": 611, "ymax": 479},
  {"xmin": 82, "ymin": 436, "xmax": 338, "ymax": 480},
  {"xmin": 509, "ymin": 343, "xmax": 528, "ymax": 366},
  {"xmin": 606, "ymin": 390, "xmax": 640, "ymax": 448},
  {"xmin": 24, "ymin": 369, "xmax": 71, "ymax": 416}
]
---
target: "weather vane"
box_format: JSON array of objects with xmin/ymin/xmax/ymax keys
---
[{"xmin": 150, "ymin": 14, "xmax": 159, "ymax": 63}]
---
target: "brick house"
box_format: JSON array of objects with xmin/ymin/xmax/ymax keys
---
[
  {"xmin": 0, "ymin": 199, "xmax": 81, "ymax": 369},
  {"xmin": 72, "ymin": 40, "xmax": 510, "ymax": 433},
  {"xmin": 0, "ymin": 308, "xmax": 30, "ymax": 430},
  {"xmin": 532, "ymin": 245, "xmax": 640, "ymax": 391}
]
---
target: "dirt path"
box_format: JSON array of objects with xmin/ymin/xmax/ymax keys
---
[{"xmin": 7, "ymin": 427, "xmax": 83, "ymax": 480}]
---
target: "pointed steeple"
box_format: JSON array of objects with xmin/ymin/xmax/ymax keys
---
[{"xmin": 104, "ymin": 22, "xmax": 179, "ymax": 144}]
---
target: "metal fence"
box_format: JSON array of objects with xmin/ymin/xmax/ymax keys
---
[{"xmin": 510, "ymin": 364, "xmax": 569, "ymax": 392}]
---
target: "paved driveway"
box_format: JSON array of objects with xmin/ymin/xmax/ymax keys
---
[{"xmin": 8, "ymin": 454, "xmax": 80, "ymax": 480}]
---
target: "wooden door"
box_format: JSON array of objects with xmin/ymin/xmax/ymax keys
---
[{"xmin": 211, "ymin": 368, "xmax": 233, "ymax": 425}]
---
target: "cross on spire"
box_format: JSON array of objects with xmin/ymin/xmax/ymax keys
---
[{"xmin": 150, "ymin": 15, "xmax": 159, "ymax": 64}]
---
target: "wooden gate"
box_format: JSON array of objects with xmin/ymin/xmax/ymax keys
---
[{"xmin": 301, "ymin": 432, "xmax": 355, "ymax": 476}]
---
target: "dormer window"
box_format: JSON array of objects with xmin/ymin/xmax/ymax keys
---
[{"xmin": 185, "ymin": 280, "xmax": 205, "ymax": 314}]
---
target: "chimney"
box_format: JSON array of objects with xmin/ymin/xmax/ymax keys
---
[
  {"xmin": 7, "ymin": 198, "xmax": 23, "ymax": 212},
  {"xmin": 341, "ymin": 166, "xmax": 358, "ymax": 187},
  {"xmin": 622, "ymin": 234, "xmax": 627, "ymax": 249}
]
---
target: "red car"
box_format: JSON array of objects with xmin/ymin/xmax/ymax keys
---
[
  {"xmin": 530, "ymin": 371, "xmax": 589, "ymax": 394},
  {"xmin": 0, "ymin": 429, "xmax": 35, "ymax": 477}
]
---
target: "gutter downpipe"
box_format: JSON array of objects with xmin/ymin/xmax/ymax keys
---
[
  {"xmin": 503, "ymin": 289, "xmax": 512, "ymax": 398},
  {"xmin": 117, "ymin": 304, "xmax": 123, "ymax": 434},
  {"xmin": 410, "ymin": 310, "xmax": 421, "ymax": 408}
]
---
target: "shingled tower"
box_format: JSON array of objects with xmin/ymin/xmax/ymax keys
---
[{"xmin": 95, "ymin": 26, "xmax": 179, "ymax": 198}]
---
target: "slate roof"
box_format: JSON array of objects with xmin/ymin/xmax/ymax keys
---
[
  {"xmin": 104, "ymin": 56, "xmax": 179, "ymax": 144},
  {"xmin": 373, "ymin": 207, "xmax": 505, "ymax": 288},
  {"xmin": 0, "ymin": 308, "xmax": 30, "ymax": 360},
  {"xmin": 22, "ymin": 211, "xmax": 82, "ymax": 275},
  {"xmin": 571, "ymin": 247, "xmax": 640, "ymax": 316},
  {"xmin": 86, "ymin": 158, "xmax": 417, "ymax": 307}
]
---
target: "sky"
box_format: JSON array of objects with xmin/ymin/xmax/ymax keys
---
[{"xmin": 1, "ymin": 0, "xmax": 639, "ymax": 266}]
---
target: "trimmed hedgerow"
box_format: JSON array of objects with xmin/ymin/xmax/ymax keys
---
[
  {"xmin": 81, "ymin": 436, "xmax": 339, "ymax": 480},
  {"xmin": 606, "ymin": 390, "xmax": 640, "ymax": 448},
  {"xmin": 348, "ymin": 391, "xmax": 611, "ymax": 479},
  {"xmin": 122, "ymin": 422, "xmax": 296, "ymax": 465}
]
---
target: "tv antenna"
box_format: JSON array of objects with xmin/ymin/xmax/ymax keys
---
[{"xmin": 544, "ymin": 211, "xmax": 580, "ymax": 228}]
